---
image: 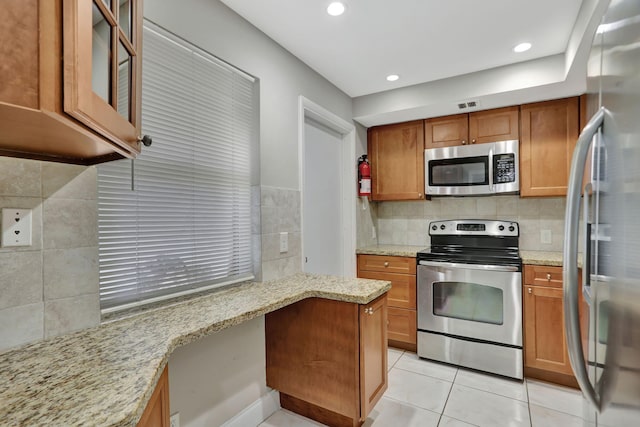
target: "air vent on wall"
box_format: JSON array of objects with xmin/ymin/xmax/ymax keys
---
[{"xmin": 457, "ymin": 100, "xmax": 481, "ymax": 110}]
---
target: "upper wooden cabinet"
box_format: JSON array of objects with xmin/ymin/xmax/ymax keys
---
[
  {"xmin": 368, "ymin": 120, "xmax": 425, "ymax": 201},
  {"xmin": 520, "ymin": 97, "xmax": 580, "ymax": 197},
  {"xmin": 0, "ymin": 0, "xmax": 145, "ymax": 164},
  {"xmin": 424, "ymin": 106, "xmax": 519, "ymax": 148},
  {"xmin": 424, "ymin": 113, "xmax": 468, "ymax": 148}
]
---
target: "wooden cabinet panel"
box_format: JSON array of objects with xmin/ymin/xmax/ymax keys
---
[
  {"xmin": 523, "ymin": 285, "xmax": 573, "ymax": 375},
  {"xmin": 357, "ymin": 271, "xmax": 416, "ymax": 309},
  {"xmin": 368, "ymin": 121, "xmax": 425, "ymax": 201},
  {"xmin": 359, "ymin": 295, "xmax": 388, "ymax": 418},
  {"xmin": 524, "ymin": 265, "xmax": 563, "ymax": 288},
  {"xmin": 424, "ymin": 114, "xmax": 468, "ymax": 148},
  {"xmin": 523, "ymin": 265, "xmax": 578, "ymax": 385},
  {"xmin": 357, "ymin": 255, "xmax": 417, "ymax": 351},
  {"xmin": 469, "ymin": 106, "xmax": 519, "ymax": 144},
  {"xmin": 357, "ymin": 254, "xmax": 416, "ymax": 275},
  {"xmin": 137, "ymin": 365, "xmax": 170, "ymax": 427},
  {"xmin": 387, "ymin": 307, "xmax": 417, "ymax": 345},
  {"xmin": 266, "ymin": 295, "xmax": 388, "ymax": 426},
  {"xmin": 520, "ymin": 97, "xmax": 580, "ymax": 197}
]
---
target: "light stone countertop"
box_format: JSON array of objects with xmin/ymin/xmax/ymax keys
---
[
  {"xmin": 0, "ymin": 273, "xmax": 391, "ymax": 426},
  {"xmin": 356, "ymin": 245, "xmax": 426, "ymax": 257},
  {"xmin": 357, "ymin": 246, "xmax": 583, "ymax": 269}
]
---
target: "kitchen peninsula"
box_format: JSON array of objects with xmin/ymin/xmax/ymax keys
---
[{"xmin": 0, "ymin": 274, "xmax": 390, "ymax": 426}]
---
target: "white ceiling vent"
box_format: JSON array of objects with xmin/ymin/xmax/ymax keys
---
[{"xmin": 457, "ymin": 100, "xmax": 481, "ymax": 110}]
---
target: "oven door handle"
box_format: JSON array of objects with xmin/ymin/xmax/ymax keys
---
[{"xmin": 418, "ymin": 260, "xmax": 520, "ymax": 272}]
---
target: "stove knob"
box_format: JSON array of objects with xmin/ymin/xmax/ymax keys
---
[
  {"xmin": 440, "ymin": 224, "xmax": 446, "ymax": 230},
  {"xmin": 498, "ymin": 225, "xmax": 505, "ymax": 231},
  {"xmin": 509, "ymin": 226, "xmax": 515, "ymax": 232},
  {"xmin": 432, "ymin": 225, "xmax": 437, "ymax": 231}
]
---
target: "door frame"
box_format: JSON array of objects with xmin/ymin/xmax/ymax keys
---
[{"xmin": 298, "ymin": 96, "xmax": 357, "ymax": 277}]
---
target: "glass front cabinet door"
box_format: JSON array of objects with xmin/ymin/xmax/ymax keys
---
[{"xmin": 63, "ymin": 0, "xmax": 143, "ymax": 155}]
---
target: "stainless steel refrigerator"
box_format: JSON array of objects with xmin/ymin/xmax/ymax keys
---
[{"xmin": 564, "ymin": 0, "xmax": 640, "ymax": 425}]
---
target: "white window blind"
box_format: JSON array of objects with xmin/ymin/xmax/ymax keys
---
[{"xmin": 98, "ymin": 21, "xmax": 255, "ymax": 312}]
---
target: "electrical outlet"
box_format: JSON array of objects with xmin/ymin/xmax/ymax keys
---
[
  {"xmin": 541, "ymin": 229, "xmax": 552, "ymax": 245},
  {"xmin": 279, "ymin": 231, "xmax": 288, "ymax": 253},
  {"xmin": 1, "ymin": 208, "xmax": 32, "ymax": 247},
  {"xmin": 169, "ymin": 412, "xmax": 180, "ymax": 427},
  {"xmin": 372, "ymin": 226, "xmax": 377, "ymax": 240}
]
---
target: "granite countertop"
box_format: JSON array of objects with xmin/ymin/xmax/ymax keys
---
[
  {"xmin": 0, "ymin": 273, "xmax": 391, "ymax": 426},
  {"xmin": 356, "ymin": 245, "xmax": 426, "ymax": 257},
  {"xmin": 357, "ymin": 246, "xmax": 582, "ymax": 268}
]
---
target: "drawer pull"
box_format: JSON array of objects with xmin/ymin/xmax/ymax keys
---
[
  {"xmin": 384, "ymin": 262, "xmax": 389, "ymax": 267},
  {"xmin": 528, "ymin": 287, "xmax": 532, "ymax": 294},
  {"xmin": 547, "ymin": 273, "xmax": 552, "ymax": 280}
]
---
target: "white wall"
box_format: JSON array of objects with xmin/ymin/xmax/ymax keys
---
[
  {"xmin": 143, "ymin": 0, "xmax": 355, "ymax": 424},
  {"xmin": 144, "ymin": 0, "xmax": 352, "ymax": 190}
]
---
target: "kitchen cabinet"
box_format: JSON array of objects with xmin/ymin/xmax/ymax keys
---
[
  {"xmin": 424, "ymin": 106, "xmax": 519, "ymax": 148},
  {"xmin": 266, "ymin": 294, "xmax": 388, "ymax": 427},
  {"xmin": 137, "ymin": 365, "xmax": 170, "ymax": 427},
  {"xmin": 357, "ymin": 255, "xmax": 417, "ymax": 352},
  {"xmin": 523, "ymin": 265, "xmax": 580, "ymax": 388},
  {"xmin": 520, "ymin": 97, "xmax": 580, "ymax": 197},
  {"xmin": 0, "ymin": 0, "xmax": 147, "ymax": 165},
  {"xmin": 367, "ymin": 120, "xmax": 425, "ymax": 201}
]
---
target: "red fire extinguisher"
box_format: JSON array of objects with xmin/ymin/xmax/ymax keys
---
[{"xmin": 358, "ymin": 155, "xmax": 371, "ymax": 197}]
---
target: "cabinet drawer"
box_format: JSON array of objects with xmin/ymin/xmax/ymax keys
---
[
  {"xmin": 357, "ymin": 255, "xmax": 416, "ymax": 275},
  {"xmin": 357, "ymin": 271, "xmax": 416, "ymax": 309},
  {"xmin": 387, "ymin": 307, "xmax": 417, "ymax": 344},
  {"xmin": 524, "ymin": 265, "xmax": 563, "ymax": 288}
]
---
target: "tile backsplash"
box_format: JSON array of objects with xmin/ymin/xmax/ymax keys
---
[
  {"xmin": 376, "ymin": 195, "xmax": 566, "ymax": 251},
  {"xmin": 0, "ymin": 158, "xmax": 100, "ymax": 352}
]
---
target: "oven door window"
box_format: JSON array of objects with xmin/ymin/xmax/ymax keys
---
[
  {"xmin": 433, "ymin": 281, "xmax": 504, "ymax": 325},
  {"xmin": 429, "ymin": 156, "xmax": 489, "ymax": 187}
]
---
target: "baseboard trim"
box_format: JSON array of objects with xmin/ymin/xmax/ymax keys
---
[{"xmin": 221, "ymin": 389, "xmax": 280, "ymax": 427}]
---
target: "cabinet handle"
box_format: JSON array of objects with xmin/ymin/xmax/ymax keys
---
[
  {"xmin": 367, "ymin": 307, "xmax": 374, "ymax": 315},
  {"xmin": 418, "ymin": 193, "xmax": 422, "ymax": 198},
  {"xmin": 528, "ymin": 287, "xmax": 532, "ymax": 294},
  {"xmin": 472, "ymin": 139, "xmax": 477, "ymax": 144},
  {"xmin": 461, "ymin": 140, "xmax": 467, "ymax": 145},
  {"xmin": 546, "ymin": 273, "xmax": 552, "ymax": 280},
  {"xmin": 384, "ymin": 262, "xmax": 389, "ymax": 267},
  {"xmin": 137, "ymin": 135, "xmax": 153, "ymax": 147}
]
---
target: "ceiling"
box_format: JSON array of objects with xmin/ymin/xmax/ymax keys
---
[{"xmin": 220, "ymin": 0, "xmax": 584, "ymax": 98}]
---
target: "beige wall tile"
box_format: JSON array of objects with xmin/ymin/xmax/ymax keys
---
[
  {"xmin": 41, "ymin": 164, "xmax": 97, "ymax": 200},
  {"xmin": 260, "ymin": 206, "xmax": 278, "ymax": 234},
  {"xmin": 377, "ymin": 202, "xmax": 393, "ymax": 218},
  {"xmin": 0, "ymin": 302, "xmax": 43, "ymax": 352},
  {"xmin": 0, "ymin": 251, "xmax": 42, "ymax": 310},
  {"xmin": 496, "ymin": 195, "xmax": 518, "ymax": 216},
  {"xmin": 43, "ymin": 247, "xmax": 99, "ymax": 300},
  {"xmin": 441, "ymin": 198, "xmax": 476, "ymax": 218},
  {"xmin": 44, "ymin": 293, "xmax": 100, "ymax": 339},
  {"xmin": 43, "ymin": 198, "xmax": 98, "ymax": 249},
  {"xmin": 518, "ymin": 198, "xmax": 541, "ymax": 219},
  {"xmin": 423, "ymin": 198, "xmax": 441, "ymax": 218},
  {"xmin": 476, "ymin": 197, "xmax": 497, "ymax": 217},
  {"xmin": 0, "ymin": 158, "xmax": 41, "ymax": 197},
  {"xmin": 539, "ymin": 198, "xmax": 566, "ymax": 220}
]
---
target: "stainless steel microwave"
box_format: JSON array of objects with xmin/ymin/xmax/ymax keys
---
[{"xmin": 425, "ymin": 140, "xmax": 519, "ymax": 196}]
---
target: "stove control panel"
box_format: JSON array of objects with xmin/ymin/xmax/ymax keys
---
[{"xmin": 428, "ymin": 220, "xmax": 519, "ymax": 237}]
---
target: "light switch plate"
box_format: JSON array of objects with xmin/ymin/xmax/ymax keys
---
[
  {"xmin": 2, "ymin": 208, "xmax": 33, "ymax": 247},
  {"xmin": 169, "ymin": 413, "xmax": 180, "ymax": 427},
  {"xmin": 540, "ymin": 229, "xmax": 552, "ymax": 245},
  {"xmin": 279, "ymin": 231, "xmax": 288, "ymax": 253}
]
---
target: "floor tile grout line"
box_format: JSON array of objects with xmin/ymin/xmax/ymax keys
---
[
  {"xmin": 450, "ymin": 378, "xmax": 529, "ymax": 403},
  {"xmin": 392, "ymin": 365, "xmax": 457, "ymax": 383},
  {"xmin": 525, "ymin": 378, "xmax": 533, "ymax": 427},
  {"xmin": 439, "ymin": 367, "xmax": 458, "ymax": 422},
  {"xmin": 380, "ymin": 395, "xmax": 444, "ymax": 417}
]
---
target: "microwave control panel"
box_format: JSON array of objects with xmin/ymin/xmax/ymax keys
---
[{"xmin": 493, "ymin": 154, "xmax": 516, "ymax": 183}]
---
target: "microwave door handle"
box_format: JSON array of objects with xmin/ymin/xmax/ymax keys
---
[
  {"xmin": 488, "ymin": 147, "xmax": 494, "ymax": 191},
  {"xmin": 564, "ymin": 106, "xmax": 605, "ymax": 411}
]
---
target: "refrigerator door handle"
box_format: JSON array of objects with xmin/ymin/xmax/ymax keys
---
[{"xmin": 564, "ymin": 106, "xmax": 605, "ymax": 411}]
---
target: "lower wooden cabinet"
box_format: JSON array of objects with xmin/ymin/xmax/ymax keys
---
[
  {"xmin": 266, "ymin": 294, "xmax": 388, "ymax": 427},
  {"xmin": 357, "ymin": 255, "xmax": 417, "ymax": 351},
  {"xmin": 523, "ymin": 265, "xmax": 580, "ymax": 388},
  {"xmin": 137, "ymin": 365, "xmax": 170, "ymax": 427}
]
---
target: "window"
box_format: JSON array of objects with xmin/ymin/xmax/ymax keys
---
[{"xmin": 98, "ymin": 21, "xmax": 256, "ymax": 312}]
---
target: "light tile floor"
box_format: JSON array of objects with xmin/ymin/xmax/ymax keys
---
[{"xmin": 260, "ymin": 348, "xmax": 585, "ymax": 427}]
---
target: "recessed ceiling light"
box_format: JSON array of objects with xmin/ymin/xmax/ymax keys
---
[
  {"xmin": 386, "ymin": 74, "xmax": 399, "ymax": 82},
  {"xmin": 327, "ymin": 2, "xmax": 345, "ymax": 16},
  {"xmin": 513, "ymin": 42, "xmax": 532, "ymax": 53}
]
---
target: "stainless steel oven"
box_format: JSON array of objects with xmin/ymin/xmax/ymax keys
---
[{"xmin": 417, "ymin": 220, "xmax": 523, "ymax": 379}]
